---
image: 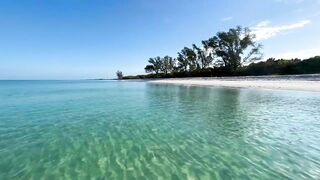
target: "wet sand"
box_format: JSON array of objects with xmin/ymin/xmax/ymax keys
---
[{"xmin": 149, "ymin": 75, "xmax": 320, "ymax": 92}]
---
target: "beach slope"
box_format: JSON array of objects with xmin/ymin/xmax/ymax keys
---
[{"xmin": 149, "ymin": 75, "xmax": 320, "ymax": 92}]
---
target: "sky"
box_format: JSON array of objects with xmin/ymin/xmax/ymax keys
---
[{"xmin": 0, "ymin": 0, "xmax": 319, "ymax": 79}]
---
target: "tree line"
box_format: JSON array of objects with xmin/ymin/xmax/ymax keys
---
[
  {"xmin": 143, "ymin": 26, "xmax": 262, "ymax": 77},
  {"xmin": 117, "ymin": 26, "xmax": 320, "ymax": 79},
  {"xmin": 236, "ymin": 56, "xmax": 320, "ymax": 76},
  {"xmin": 121, "ymin": 55, "xmax": 320, "ymax": 79}
]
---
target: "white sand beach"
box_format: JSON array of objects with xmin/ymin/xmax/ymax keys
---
[{"xmin": 150, "ymin": 75, "xmax": 320, "ymax": 92}]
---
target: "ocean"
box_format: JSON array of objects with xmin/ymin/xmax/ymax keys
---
[{"xmin": 0, "ymin": 80, "xmax": 320, "ymax": 179}]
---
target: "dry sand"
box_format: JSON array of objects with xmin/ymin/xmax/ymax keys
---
[{"xmin": 149, "ymin": 76, "xmax": 320, "ymax": 92}]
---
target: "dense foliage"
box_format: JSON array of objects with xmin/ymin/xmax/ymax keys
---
[
  {"xmin": 123, "ymin": 56, "xmax": 320, "ymax": 79},
  {"xmin": 121, "ymin": 26, "xmax": 319, "ymax": 79},
  {"xmin": 235, "ymin": 56, "xmax": 320, "ymax": 76},
  {"xmin": 141, "ymin": 26, "xmax": 262, "ymax": 76}
]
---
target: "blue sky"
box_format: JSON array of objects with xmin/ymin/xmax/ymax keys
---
[{"xmin": 0, "ymin": 0, "xmax": 319, "ymax": 79}]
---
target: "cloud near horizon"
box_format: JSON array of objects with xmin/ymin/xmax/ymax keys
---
[
  {"xmin": 251, "ymin": 20, "xmax": 311, "ymax": 40},
  {"xmin": 269, "ymin": 47, "xmax": 320, "ymax": 60}
]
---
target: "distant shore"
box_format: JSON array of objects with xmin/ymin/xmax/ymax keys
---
[{"xmin": 149, "ymin": 74, "xmax": 320, "ymax": 92}]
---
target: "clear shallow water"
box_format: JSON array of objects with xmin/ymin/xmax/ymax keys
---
[{"xmin": 0, "ymin": 80, "xmax": 320, "ymax": 179}]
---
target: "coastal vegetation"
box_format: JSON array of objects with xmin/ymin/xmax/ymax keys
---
[
  {"xmin": 116, "ymin": 70, "xmax": 123, "ymax": 80},
  {"xmin": 235, "ymin": 56, "xmax": 320, "ymax": 76},
  {"xmin": 121, "ymin": 26, "xmax": 320, "ymax": 79}
]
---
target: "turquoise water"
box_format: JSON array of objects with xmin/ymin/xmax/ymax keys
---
[{"xmin": 1, "ymin": 80, "xmax": 320, "ymax": 179}]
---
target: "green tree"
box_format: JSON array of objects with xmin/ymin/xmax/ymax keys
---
[
  {"xmin": 177, "ymin": 53, "xmax": 188, "ymax": 72},
  {"xmin": 146, "ymin": 57, "xmax": 162, "ymax": 74},
  {"xmin": 160, "ymin": 56, "xmax": 176, "ymax": 75},
  {"xmin": 192, "ymin": 44, "xmax": 213, "ymax": 69},
  {"xmin": 169, "ymin": 58, "xmax": 177, "ymax": 72},
  {"xmin": 205, "ymin": 26, "xmax": 262, "ymax": 71},
  {"xmin": 144, "ymin": 65, "xmax": 155, "ymax": 73},
  {"xmin": 116, "ymin": 70, "xmax": 123, "ymax": 80},
  {"xmin": 178, "ymin": 47, "xmax": 197, "ymax": 71}
]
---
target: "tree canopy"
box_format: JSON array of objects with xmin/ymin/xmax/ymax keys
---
[
  {"xmin": 121, "ymin": 25, "xmax": 319, "ymax": 80},
  {"xmin": 212, "ymin": 26, "xmax": 262, "ymax": 71},
  {"xmin": 144, "ymin": 26, "xmax": 263, "ymax": 75},
  {"xmin": 116, "ymin": 70, "xmax": 123, "ymax": 80}
]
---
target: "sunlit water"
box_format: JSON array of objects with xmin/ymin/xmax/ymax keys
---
[{"xmin": 0, "ymin": 80, "xmax": 320, "ymax": 179}]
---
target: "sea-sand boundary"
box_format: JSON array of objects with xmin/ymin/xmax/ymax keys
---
[{"xmin": 149, "ymin": 74, "xmax": 320, "ymax": 92}]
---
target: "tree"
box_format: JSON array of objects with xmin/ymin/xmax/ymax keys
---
[
  {"xmin": 192, "ymin": 44, "xmax": 213, "ymax": 69},
  {"xmin": 177, "ymin": 53, "xmax": 189, "ymax": 72},
  {"xmin": 205, "ymin": 26, "xmax": 262, "ymax": 72},
  {"xmin": 178, "ymin": 47, "xmax": 197, "ymax": 71},
  {"xmin": 161, "ymin": 56, "xmax": 176, "ymax": 75},
  {"xmin": 146, "ymin": 57, "xmax": 162, "ymax": 74},
  {"xmin": 116, "ymin": 70, "xmax": 123, "ymax": 80},
  {"xmin": 145, "ymin": 56, "xmax": 175, "ymax": 75},
  {"xmin": 144, "ymin": 65, "xmax": 155, "ymax": 73},
  {"xmin": 169, "ymin": 58, "xmax": 177, "ymax": 73}
]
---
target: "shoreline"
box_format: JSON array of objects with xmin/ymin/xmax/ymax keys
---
[{"xmin": 149, "ymin": 76, "xmax": 320, "ymax": 92}]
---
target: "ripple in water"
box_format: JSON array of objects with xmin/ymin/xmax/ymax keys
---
[{"xmin": 0, "ymin": 80, "xmax": 320, "ymax": 179}]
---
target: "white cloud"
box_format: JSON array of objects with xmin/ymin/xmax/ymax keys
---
[
  {"xmin": 221, "ymin": 17, "xmax": 233, "ymax": 21},
  {"xmin": 275, "ymin": 0, "xmax": 320, "ymax": 5},
  {"xmin": 251, "ymin": 20, "xmax": 311, "ymax": 40},
  {"xmin": 275, "ymin": 0, "xmax": 305, "ymax": 3},
  {"xmin": 269, "ymin": 48, "xmax": 320, "ymax": 59}
]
